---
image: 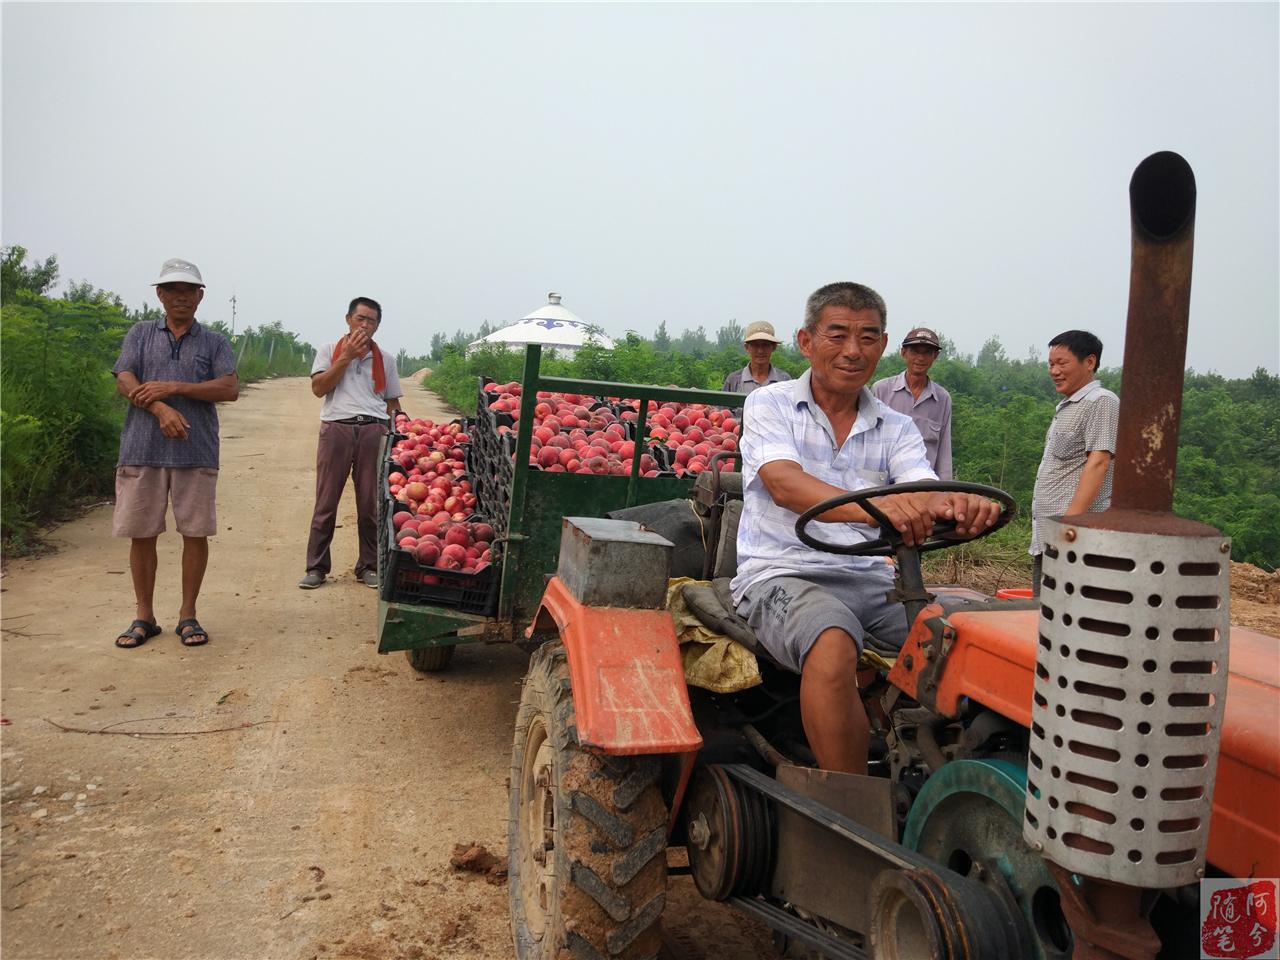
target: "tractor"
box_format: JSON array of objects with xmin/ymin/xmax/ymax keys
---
[{"xmin": 505, "ymin": 153, "xmax": 1280, "ymax": 960}]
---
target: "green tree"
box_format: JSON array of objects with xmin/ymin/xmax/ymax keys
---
[
  {"xmin": 715, "ymin": 320, "xmax": 744, "ymax": 348},
  {"xmin": 653, "ymin": 320, "xmax": 671, "ymax": 352},
  {"xmin": 429, "ymin": 331, "xmax": 448, "ymax": 362},
  {"xmin": 977, "ymin": 335, "xmax": 1009, "ymax": 369},
  {"xmin": 1, "ymin": 245, "xmax": 59, "ymax": 301},
  {"xmin": 674, "ymin": 325, "xmax": 710, "ymax": 356},
  {"xmin": 64, "ymin": 279, "xmax": 123, "ymax": 308}
]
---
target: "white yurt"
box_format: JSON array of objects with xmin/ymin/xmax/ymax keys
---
[{"xmin": 468, "ymin": 293, "xmax": 614, "ymax": 357}]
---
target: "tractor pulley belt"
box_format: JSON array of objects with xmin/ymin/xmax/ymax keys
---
[{"xmin": 721, "ymin": 763, "xmax": 1032, "ymax": 960}]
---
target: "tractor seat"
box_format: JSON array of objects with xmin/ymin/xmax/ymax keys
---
[
  {"xmin": 691, "ymin": 469, "xmax": 743, "ymax": 509},
  {"xmin": 681, "ymin": 578, "xmax": 775, "ymax": 663}
]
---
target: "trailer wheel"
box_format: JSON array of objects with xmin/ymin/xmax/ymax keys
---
[
  {"xmin": 405, "ymin": 645, "xmax": 455, "ymax": 673},
  {"xmin": 509, "ymin": 641, "xmax": 668, "ymax": 960}
]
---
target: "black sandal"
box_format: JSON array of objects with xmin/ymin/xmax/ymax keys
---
[
  {"xmin": 176, "ymin": 618, "xmax": 210, "ymax": 647},
  {"xmin": 116, "ymin": 619, "xmax": 162, "ymax": 649}
]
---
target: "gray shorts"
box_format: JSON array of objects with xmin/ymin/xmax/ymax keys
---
[{"xmin": 736, "ymin": 565, "xmax": 910, "ymax": 673}]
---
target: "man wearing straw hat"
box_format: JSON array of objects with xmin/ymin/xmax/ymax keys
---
[{"xmin": 722, "ymin": 321, "xmax": 792, "ymax": 395}]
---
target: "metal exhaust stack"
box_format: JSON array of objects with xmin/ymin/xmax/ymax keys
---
[{"xmin": 1023, "ymin": 152, "xmax": 1231, "ymax": 960}]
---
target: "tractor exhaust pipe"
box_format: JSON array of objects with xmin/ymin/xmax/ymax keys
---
[
  {"xmin": 1112, "ymin": 151, "xmax": 1197, "ymax": 513},
  {"xmin": 1025, "ymin": 152, "xmax": 1231, "ymax": 960}
]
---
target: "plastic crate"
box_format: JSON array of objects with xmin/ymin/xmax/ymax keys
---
[{"xmin": 379, "ymin": 499, "xmax": 501, "ymax": 613}]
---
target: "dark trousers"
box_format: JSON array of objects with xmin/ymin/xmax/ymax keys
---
[
  {"xmin": 1031, "ymin": 554, "xmax": 1043, "ymax": 598},
  {"xmin": 305, "ymin": 421, "xmax": 386, "ymax": 576}
]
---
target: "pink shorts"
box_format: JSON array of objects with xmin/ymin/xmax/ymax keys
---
[{"xmin": 112, "ymin": 466, "xmax": 219, "ymax": 538}]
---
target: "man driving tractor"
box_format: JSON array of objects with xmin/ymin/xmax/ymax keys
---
[{"xmin": 730, "ymin": 282, "xmax": 1002, "ymax": 776}]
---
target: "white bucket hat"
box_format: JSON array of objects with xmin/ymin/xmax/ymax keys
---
[{"xmin": 152, "ymin": 258, "xmax": 205, "ymax": 287}]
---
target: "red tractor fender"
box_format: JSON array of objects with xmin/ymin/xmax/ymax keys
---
[{"xmin": 526, "ymin": 576, "xmax": 703, "ymax": 756}]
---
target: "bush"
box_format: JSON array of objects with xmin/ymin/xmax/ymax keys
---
[{"xmin": 0, "ymin": 297, "xmax": 129, "ymax": 544}]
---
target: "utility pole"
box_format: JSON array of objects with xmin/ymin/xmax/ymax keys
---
[{"xmin": 229, "ymin": 294, "xmax": 237, "ymax": 336}]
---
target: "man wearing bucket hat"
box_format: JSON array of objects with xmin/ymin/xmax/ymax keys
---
[
  {"xmin": 110, "ymin": 258, "xmax": 239, "ymax": 649},
  {"xmin": 722, "ymin": 321, "xmax": 792, "ymax": 395},
  {"xmin": 871, "ymin": 326, "xmax": 953, "ymax": 479}
]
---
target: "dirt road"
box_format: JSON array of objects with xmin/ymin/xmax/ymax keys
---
[{"xmin": 0, "ymin": 377, "xmax": 766, "ymax": 960}]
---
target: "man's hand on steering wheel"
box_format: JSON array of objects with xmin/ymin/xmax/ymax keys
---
[
  {"xmin": 862, "ymin": 490, "xmax": 1001, "ymax": 546},
  {"xmin": 796, "ymin": 481, "xmax": 1017, "ymax": 558},
  {"xmin": 930, "ymin": 490, "xmax": 1004, "ymax": 539},
  {"xmin": 863, "ymin": 492, "xmax": 937, "ymax": 546}
]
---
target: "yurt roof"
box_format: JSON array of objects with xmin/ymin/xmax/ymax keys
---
[{"xmin": 471, "ymin": 293, "xmax": 614, "ymax": 350}]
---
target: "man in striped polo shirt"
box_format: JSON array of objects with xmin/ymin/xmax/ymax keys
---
[
  {"xmin": 730, "ymin": 282, "xmax": 1001, "ymax": 774},
  {"xmin": 1030, "ymin": 330, "xmax": 1120, "ymax": 596}
]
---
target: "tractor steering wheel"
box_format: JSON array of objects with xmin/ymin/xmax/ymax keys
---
[{"xmin": 794, "ymin": 480, "xmax": 1017, "ymax": 558}]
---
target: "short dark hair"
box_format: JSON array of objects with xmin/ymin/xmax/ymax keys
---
[
  {"xmin": 348, "ymin": 297, "xmax": 382, "ymax": 322},
  {"xmin": 1048, "ymin": 330, "xmax": 1103, "ymax": 367},
  {"xmin": 804, "ymin": 282, "xmax": 887, "ymax": 332}
]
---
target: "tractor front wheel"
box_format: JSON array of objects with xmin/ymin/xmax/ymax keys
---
[{"xmin": 509, "ymin": 641, "xmax": 668, "ymax": 959}]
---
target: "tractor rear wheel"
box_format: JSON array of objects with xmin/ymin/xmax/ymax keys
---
[
  {"xmin": 405, "ymin": 644, "xmax": 455, "ymax": 672},
  {"xmin": 509, "ymin": 641, "xmax": 668, "ymax": 960}
]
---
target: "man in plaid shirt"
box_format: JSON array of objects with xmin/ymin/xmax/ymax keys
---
[
  {"xmin": 1030, "ymin": 330, "xmax": 1119, "ymax": 596},
  {"xmin": 731, "ymin": 282, "xmax": 1001, "ymax": 774}
]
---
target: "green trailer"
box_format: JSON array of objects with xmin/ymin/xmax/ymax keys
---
[{"xmin": 376, "ymin": 344, "xmax": 744, "ymax": 671}]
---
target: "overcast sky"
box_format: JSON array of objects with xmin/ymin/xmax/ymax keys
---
[{"xmin": 4, "ymin": 3, "xmax": 1277, "ymax": 376}]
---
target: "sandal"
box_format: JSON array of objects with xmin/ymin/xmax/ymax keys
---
[
  {"xmin": 176, "ymin": 618, "xmax": 210, "ymax": 647},
  {"xmin": 116, "ymin": 619, "xmax": 162, "ymax": 649}
]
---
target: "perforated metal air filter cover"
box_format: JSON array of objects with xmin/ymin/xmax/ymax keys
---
[{"xmin": 1023, "ymin": 519, "xmax": 1230, "ymax": 887}]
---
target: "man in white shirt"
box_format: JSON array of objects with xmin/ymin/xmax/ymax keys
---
[
  {"xmin": 300, "ymin": 297, "xmax": 404, "ymax": 589},
  {"xmin": 731, "ymin": 282, "xmax": 1000, "ymax": 774}
]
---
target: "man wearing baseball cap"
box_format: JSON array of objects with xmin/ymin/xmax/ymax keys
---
[
  {"xmin": 110, "ymin": 258, "xmax": 239, "ymax": 649},
  {"xmin": 871, "ymin": 327, "xmax": 953, "ymax": 479},
  {"xmin": 722, "ymin": 321, "xmax": 792, "ymax": 395}
]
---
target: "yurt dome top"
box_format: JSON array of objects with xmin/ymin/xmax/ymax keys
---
[{"xmin": 470, "ymin": 293, "xmax": 614, "ymax": 351}]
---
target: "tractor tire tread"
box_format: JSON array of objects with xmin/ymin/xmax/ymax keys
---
[
  {"xmin": 612, "ymin": 827, "xmax": 666, "ymax": 886},
  {"xmin": 607, "ymin": 892, "xmax": 666, "ymax": 955},
  {"xmin": 569, "ymin": 790, "xmax": 635, "ymax": 849},
  {"xmin": 570, "ymin": 859, "xmax": 631, "ymax": 921},
  {"xmin": 611, "ymin": 759, "xmax": 661, "ymax": 811},
  {"xmin": 566, "ymin": 931, "xmax": 659, "ymax": 960}
]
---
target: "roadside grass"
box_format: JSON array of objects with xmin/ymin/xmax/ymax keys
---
[{"xmin": 922, "ymin": 517, "xmax": 1034, "ymax": 595}]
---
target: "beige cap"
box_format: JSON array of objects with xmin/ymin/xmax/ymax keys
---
[{"xmin": 743, "ymin": 321, "xmax": 782, "ymax": 344}]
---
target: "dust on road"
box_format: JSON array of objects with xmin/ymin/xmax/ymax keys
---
[{"xmin": 0, "ymin": 377, "xmax": 763, "ymax": 960}]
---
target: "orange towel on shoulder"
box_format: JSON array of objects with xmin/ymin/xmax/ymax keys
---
[{"xmin": 332, "ymin": 336, "xmax": 386, "ymax": 395}]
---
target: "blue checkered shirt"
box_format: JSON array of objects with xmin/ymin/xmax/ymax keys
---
[
  {"xmin": 730, "ymin": 370, "xmax": 937, "ymax": 603},
  {"xmin": 112, "ymin": 319, "xmax": 236, "ymax": 468}
]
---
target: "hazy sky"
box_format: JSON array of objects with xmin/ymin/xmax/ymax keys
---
[{"xmin": 4, "ymin": 3, "xmax": 1277, "ymax": 376}]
